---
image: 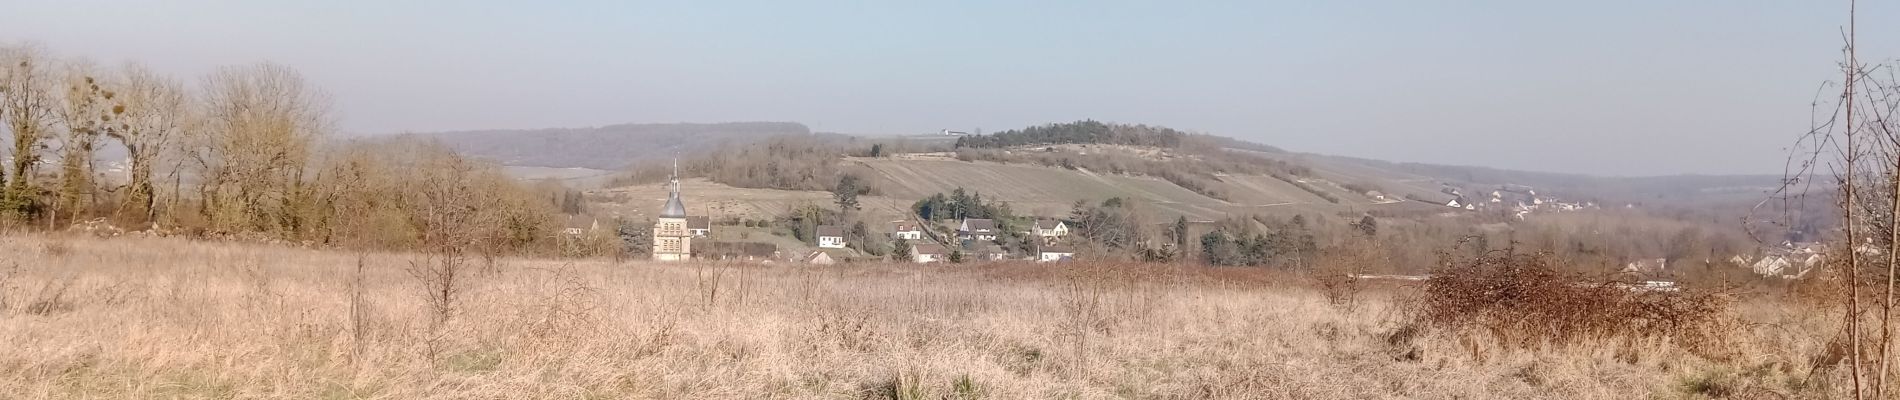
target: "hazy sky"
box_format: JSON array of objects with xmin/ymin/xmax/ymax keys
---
[{"xmin": 4, "ymin": 1, "xmax": 1895, "ymax": 176}]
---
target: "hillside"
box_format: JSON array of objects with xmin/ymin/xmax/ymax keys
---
[
  {"xmin": 1256, "ymin": 152, "xmax": 1785, "ymax": 206},
  {"xmin": 411, "ymin": 122, "xmax": 811, "ymax": 169},
  {"xmin": 594, "ymin": 157, "xmax": 1396, "ymax": 226},
  {"xmin": 455, "ymin": 119, "xmax": 1791, "ymax": 241}
]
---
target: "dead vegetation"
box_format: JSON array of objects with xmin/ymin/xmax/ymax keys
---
[
  {"xmin": 0, "ymin": 233, "xmax": 1860, "ymax": 399},
  {"xmin": 1408, "ymin": 247, "xmax": 1740, "ymax": 359}
]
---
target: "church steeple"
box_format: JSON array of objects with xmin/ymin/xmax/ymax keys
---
[{"xmin": 659, "ymin": 157, "xmax": 687, "ymax": 218}]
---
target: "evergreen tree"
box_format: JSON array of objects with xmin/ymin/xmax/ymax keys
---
[
  {"xmin": 1355, "ymin": 215, "xmax": 1378, "ymax": 237},
  {"xmin": 833, "ymin": 175, "xmax": 861, "ymax": 213},
  {"xmin": 892, "ymin": 238, "xmax": 911, "ymax": 260},
  {"xmin": 1171, "ymin": 216, "xmax": 1190, "ymax": 250}
]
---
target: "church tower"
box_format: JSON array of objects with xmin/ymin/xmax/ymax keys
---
[{"xmin": 652, "ymin": 160, "xmax": 692, "ymax": 261}]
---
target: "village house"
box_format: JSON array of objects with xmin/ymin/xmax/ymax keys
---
[
  {"xmin": 685, "ymin": 216, "xmax": 711, "ymax": 237},
  {"xmin": 911, "ymin": 243, "xmax": 949, "ymax": 263},
  {"xmin": 804, "ymin": 251, "xmax": 836, "ymax": 265},
  {"xmin": 562, "ymin": 215, "xmax": 600, "ymax": 237},
  {"xmin": 1038, "ymin": 247, "xmax": 1076, "ymax": 262},
  {"xmin": 959, "ymin": 218, "xmax": 998, "ymax": 242},
  {"xmin": 815, "ymin": 225, "xmax": 848, "ymax": 249},
  {"xmin": 889, "ymin": 221, "xmax": 925, "ymax": 240},
  {"xmin": 1031, "ymin": 219, "xmax": 1069, "ymax": 242},
  {"xmin": 1752, "ymin": 253, "xmax": 1823, "ymax": 278},
  {"xmin": 696, "ymin": 241, "xmax": 779, "ymax": 262},
  {"xmin": 1621, "ymin": 258, "xmax": 1667, "ymax": 275},
  {"xmin": 971, "ymin": 244, "xmax": 1011, "ymax": 262}
]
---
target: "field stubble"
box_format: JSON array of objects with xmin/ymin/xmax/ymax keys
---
[{"xmin": 0, "ymin": 233, "xmax": 1849, "ymax": 399}]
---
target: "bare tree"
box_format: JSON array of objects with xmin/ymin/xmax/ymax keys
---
[
  {"xmin": 192, "ymin": 63, "xmax": 329, "ymax": 235},
  {"xmin": 107, "ymin": 63, "xmax": 187, "ymax": 228},
  {"xmin": 0, "ymin": 44, "xmax": 58, "ymax": 219},
  {"xmin": 52, "ymin": 60, "xmax": 114, "ymax": 222},
  {"xmin": 1781, "ymin": 2, "xmax": 1900, "ymax": 397}
]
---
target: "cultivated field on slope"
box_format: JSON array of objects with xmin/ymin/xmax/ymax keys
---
[
  {"xmin": 501, "ymin": 166, "xmax": 620, "ymax": 188},
  {"xmin": 850, "ymin": 159, "xmax": 1348, "ymax": 221},
  {"xmin": 0, "ymin": 233, "xmax": 1830, "ymax": 399},
  {"xmin": 1234, "ymin": 150, "xmax": 1453, "ymax": 204},
  {"xmin": 588, "ymin": 178, "xmax": 913, "ymax": 224}
]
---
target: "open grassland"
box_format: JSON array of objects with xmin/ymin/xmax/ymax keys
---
[{"xmin": 0, "ymin": 233, "xmax": 1852, "ymax": 399}]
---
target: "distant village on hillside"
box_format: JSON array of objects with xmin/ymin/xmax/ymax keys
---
[{"xmin": 563, "ymin": 164, "xmax": 1084, "ymax": 266}]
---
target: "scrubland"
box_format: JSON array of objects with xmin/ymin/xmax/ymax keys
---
[{"xmin": 0, "ymin": 233, "xmax": 1853, "ymax": 399}]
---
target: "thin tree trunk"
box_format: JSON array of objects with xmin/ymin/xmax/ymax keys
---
[{"xmin": 1844, "ymin": 1, "xmax": 1865, "ymax": 397}]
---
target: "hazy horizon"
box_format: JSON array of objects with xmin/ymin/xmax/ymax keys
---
[{"xmin": 5, "ymin": 1, "xmax": 1896, "ymax": 176}]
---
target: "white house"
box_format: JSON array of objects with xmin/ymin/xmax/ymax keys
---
[
  {"xmin": 1752, "ymin": 253, "xmax": 1823, "ymax": 278},
  {"xmin": 911, "ymin": 243, "xmax": 949, "ymax": 263},
  {"xmin": 1038, "ymin": 247, "xmax": 1076, "ymax": 263},
  {"xmin": 815, "ymin": 225, "xmax": 847, "ymax": 249},
  {"xmin": 890, "ymin": 221, "xmax": 925, "ymax": 240},
  {"xmin": 1445, "ymin": 198, "xmax": 1463, "ymax": 209},
  {"xmin": 562, "ymin": 215, "xmax": 600, "ymax": 237},
  {"xmin": 959, "ymin": 218, "xmax": 998, "ymax": 241},
  {"xmin": 1621, "ymin": 258, "xmax": 1667, "ymax": 274},
  {"xmin": 1031, "ymin": 219, "xmax": 1069, "ymax": 241}
]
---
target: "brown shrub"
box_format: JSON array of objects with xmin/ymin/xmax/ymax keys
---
[{"xmin": 1412, "ymin": 248, "xmax": 1739, "ymax": 359}]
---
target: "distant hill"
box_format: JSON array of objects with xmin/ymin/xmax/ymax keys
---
[
  {"xmin": 421, "ymin": 119, "xmax": 1788, "ymax": 229},
  {"xmin": 409, "ymin": 122, "xmax": 810, "ymax": 169},
  {"xmin": 1255, "ymin": 153, "xmax": 1785, "ymax": 206}
]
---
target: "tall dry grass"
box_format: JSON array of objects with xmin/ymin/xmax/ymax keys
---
[{"xmin": 0, "ymin": 232, "xmax": 1852, "ymax": 398}]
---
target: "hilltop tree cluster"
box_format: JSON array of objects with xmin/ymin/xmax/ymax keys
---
[{"xmin": 952, "ymin": 120, "xmax": 1187, "ymax": 149}]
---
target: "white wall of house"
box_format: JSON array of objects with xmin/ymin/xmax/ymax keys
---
[
  {"xmin": 913, "ymin": 253, "xmax": 942, "ymax": 263},
  {"xmin": 1036, "ymin": 225, "xmax": 1067, "ymax": 238},
  {"xmin": 892, "ymin": 231, "xmax": 923, "ymax": 240},
  {"xmin": 818, "ymin": 236, "xmax": 847, "ymax": 249},
  {"xmin": 1038, "ymin": 252, "xmax": 1073, "ymax": 262}
]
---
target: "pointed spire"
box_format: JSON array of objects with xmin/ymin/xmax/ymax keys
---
[{"xmin": 660, "ymin": 155, "xmax": 687, "ymax": 218}]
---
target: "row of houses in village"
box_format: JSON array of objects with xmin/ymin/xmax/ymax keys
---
[
  {"xmin": 588, "ymin": 164, "xmax": 1088, "ymax": 265},
  {"xmin": 884, "ymin": 217, "xmax": 1074, "ymax": 263},
  {"xmin": 1618, "ymin": 241, "xmax": 1880, "ymax": 281},
  {"xmin": 1429, "ymin": 185, "xmax": 1596, "ymax": 219},
  {"xmin": 563, "ymin": 214, "xmax": 711, "ymax": 238}
]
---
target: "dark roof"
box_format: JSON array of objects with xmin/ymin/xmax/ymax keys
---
[
  {"xmin": 891, "ymin": 221, "xmax": 921, "ymax": 231},
  {"xmin": 961, "ymin": 218, "xmax": 996, "ymax": 231},
  {"xmin": 695, "ymin": 241, "xmax": 778, "ymax": 257},
  {"xmin": 659, "ymin": 186, "xmax": 687, "ymax": 218},
  {"xmin": 815, "ymin": 225, "xmax": 846, "ymax": 237},
  {"xmin": 1033, "ymin": 219, "xmax": 1063, "ymax": 229},
  {"xmin": 686, "ymin": 216, "xmax": 711, "ymax": 230},
  {"xmin": 1039, "ymin": 246, "xmax": 1075, "ymax": 254},
  {"xmin": 912, "ymin": 243, "xmax": 949, "ymax": 255}
]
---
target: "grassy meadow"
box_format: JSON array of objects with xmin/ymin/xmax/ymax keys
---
[{"xmin": 0, "ymin": 233, "xmax": 1853, "ymax": 399}]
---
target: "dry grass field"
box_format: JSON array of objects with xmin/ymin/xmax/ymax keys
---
[{"xmin": 0, "ymin": 233, "xmax": 1852, "ymax": 399}]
